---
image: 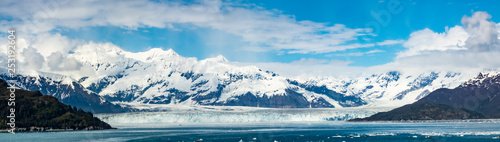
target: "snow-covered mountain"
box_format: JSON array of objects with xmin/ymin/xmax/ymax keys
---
[
  {"xmin": 351, "ymin": 71, "xmax": 500, "ymax": 121},
  {"xmin": 3, "ymin": 43, "xmax": 487, "ymax": 112},
  {"xmin": 59, "ymin": 43, "xmax": 366, "ymax": 109},
  {"xmin": 299, "ymin": 71, "xmax": 477, "ymax": 107}
]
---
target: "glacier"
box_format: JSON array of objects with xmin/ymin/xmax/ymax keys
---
[{"xmin": 96, "ymin": 106, "xmax": 389, "ymax": 124}]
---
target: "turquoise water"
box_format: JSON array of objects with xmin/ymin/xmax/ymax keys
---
[{"xmin": 2, "ymin": 121, "xmax": 500, "ymax": 142}]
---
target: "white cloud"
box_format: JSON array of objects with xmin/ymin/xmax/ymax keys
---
[
  {"xmin": 30, "ymin": 33, "xmax": 79, "ymax": 57},
  {"xmin": 1, "ymin": 2, "xmax": 498, "ymax": 79},
  {"xmin": 235, "ymin": 61, "xmax": 364, "ymax": 78},
  {"xmin": 290, "ymin": 58, "xmax": 353, "ymax": 66},
  {"xmin": 291, "ymin": 58, "xmax": 330, "ymax": 65},
  {"xmin": 47, "ymin": 52, "xmax": 82, "ymax": 71},
  {"xmin": 461, "ymin": 11, "xmax": 500, "ymax": 51},
  {"xmin": 0, "ymin": 32, "xmax": 83, "ymax": 74},
  {"xmin": 244, "ymin": 12, "xmax": 500, "ymax": 78},
  {"xmin": 334, "ymin": 49, "xmax": 385, "ymax": 57},
  {"xmin": 497, "ymin": 23, "xmax": 500, "ymax": 39},
  {"xmin": 398, "ymin": 26, "xmax": 468, "ymax": 58},
  {"xmin": 376, "ymin": 39, "xmax": 404, "ymax": 46},
  {"xmin": 0, "ymin": 0, "xmax": 374, "ymax": 54},
  {"xmin": 21, "ymin": 47, "xmax": 45, "ymax": 71},
  {"xmin": 389, "ymin": 11, "xmax": 500, "ymax": 74},
  {"xmin": 399, "ymin": 12, "xmax": 500, "ymax": 58}
]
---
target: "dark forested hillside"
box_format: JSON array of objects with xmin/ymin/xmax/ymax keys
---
[
  {"xmin": 0, "ymin": 74, "xmax": 128, "ymax": 114},
  {"xmin": 349, "ymin": 102, "xmax": 484, "ymax": 121},
  {"xmin": 0, "ymin": 79, "xmax": 113, "ymax": 131}
]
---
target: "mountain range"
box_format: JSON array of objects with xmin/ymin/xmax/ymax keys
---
[{"xmin": 0, "ymin": 45, "xmax": 490, "ymax": 113}]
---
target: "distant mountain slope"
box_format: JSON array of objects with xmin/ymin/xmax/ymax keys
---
[
  {"xmin": 0, "ymin": 79, "xmax": 113, "ymax": 131},
  {"xmin": 349, "ymin": 72, "xmax": 500, "ymax": 121}
]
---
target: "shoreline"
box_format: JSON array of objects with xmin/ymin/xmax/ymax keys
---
[
  {"xmin": 0, "ymin": 127, "xmax": 117, "ymax": 133},
  {"xmin": 103, "ymin": 119, "xmax": 500, "ymax": 129},
  {"xmin": 347, "ymin": 118, "xmax": 500, "ymax": 123}
]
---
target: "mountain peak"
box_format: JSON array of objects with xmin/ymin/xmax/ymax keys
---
[
  {"xmin": 215, "ymin": 55, "xmax": 228, "ymax": 62},
  {"xmin": 73, "ymin": 42, "xmax": 128, "ymax": 65},
  {"xmin": 203, "ymin": 55, "xmax": 228, "ymax": 63},
  {"xmin": 78, "ymin": 42, "xmax": 125, "ymax": 55},
  {"xmin": 146, "ymin": 48, "xmax": 179, "ymax": 57},
  {"xmin": 164, "ymin": 48, "xmax": 179, "ymax": 56},
  {"xmin": 461, "ymin": 72, "xmax": 500, "ymax": 87},
  {"xmin": 125, "ymin": 48, "xmax": 181, "ymax": 62}
]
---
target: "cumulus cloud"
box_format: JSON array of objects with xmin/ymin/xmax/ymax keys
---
[
  {"xmin": 497, "ymin": 23, "xmax": 500, "ymax": 38},
  {"xmin": 461, "ymin": 11, "xmax": 500, "ymax": 51},
  {"xmin": 248, "ymin": 12, "xmax": 500, "ymax": 78},
  {"xmin": 0, "ymin": 33, "xmax": 83, "ymax": 74},
  {"xmin": 21, "ymin": 47, "xmax": 45, "ymax": 71},
  {"xmin": 398, "ymin": 26, "xmax": 468, "ymax": 58},
  {"xmin": 30, "ymin": 33, "xmax": 78, "ymax": 57},
  {"xmin": 0, "ymin": 0, "xmax": 375, "ymax": 54},
  {"xmin": 389, "ymin": 11, "xmax": 500, "ymax": 74},
  {"xmin": 47, "ymin": 52, "xmax": 82, "ymax": 71},
  {"xmin": 381, "ymin": 51, "xmax": 500, "ymax": 73},
  {"xmin": 399, "ymin": 11, "xmax": 499, "ymax": 58}
]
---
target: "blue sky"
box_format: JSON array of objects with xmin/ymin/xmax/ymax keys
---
[
  {"xmin": 1, "ymin": 0, "xmax": 500, "ymax": 76},
  {"xmin": 47, "ymin": 0, "xmax": 499, "ymax": 67}
]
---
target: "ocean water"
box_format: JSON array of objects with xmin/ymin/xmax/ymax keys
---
[{"xmin": 2, "ymin": 121, "xmax": 500, "ymax": 142}]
